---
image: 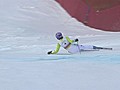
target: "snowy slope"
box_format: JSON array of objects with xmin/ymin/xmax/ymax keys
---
[{"xmin": 0, "ymin": 0, "xmax": 120, "ymax": 90}]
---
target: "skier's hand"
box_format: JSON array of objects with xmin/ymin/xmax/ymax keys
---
[
  {"xmin": 75, "ymin": 38, "xmax": 79, "ymax": 42},
  {"xmin": 47, "ymin": 51, "xmax": 52, "ymax": 54}
]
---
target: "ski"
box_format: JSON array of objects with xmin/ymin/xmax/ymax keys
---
[{"xmin": 101, "ymin": 47, "xmax": 112, "ymax": 50}]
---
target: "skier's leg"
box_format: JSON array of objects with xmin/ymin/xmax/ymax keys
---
[{"xmin": 79, "ymin": 45, "xmax": 95, "ymax": 51}]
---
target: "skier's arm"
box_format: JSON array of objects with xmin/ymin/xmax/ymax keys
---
[
  {"xmin": 51, "ymin": 43, "xmax": 60, "ymax": 54},
  {"xmin": 66, "ymin": 36, "xmax": 78, "ymax": 43},
  {"xmin": 66, "ymin": 36, "xmax": 74, "ymax": 43}
]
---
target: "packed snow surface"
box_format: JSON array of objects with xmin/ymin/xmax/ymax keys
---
[{"xmin": 0, "ymin": 0, "xmax": 120, "ymax": 90}]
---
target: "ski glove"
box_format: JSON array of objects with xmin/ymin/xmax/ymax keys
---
[
  {"xmin": 47, "ymin": 51, "xmax": 52, "ymax": 54},
  {"xmin": 75, "ymin": 38, "xmax": 79, "ymax": 42}
]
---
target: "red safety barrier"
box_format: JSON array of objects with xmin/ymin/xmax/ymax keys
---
[{"xmin": 56, "ymin": 0, "xmax": 120, "ymax": 32}]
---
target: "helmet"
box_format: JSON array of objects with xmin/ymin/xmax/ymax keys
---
[{"xmin": 55, "ymin": 32, "xmax": 63, "ymax": 40}]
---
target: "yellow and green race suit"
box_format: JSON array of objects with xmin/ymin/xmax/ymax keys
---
[
  {"xmin": 51, "ymin": 36, "xmax": 95, "ymax": 54},
  {"xmin": 51, "ymin": 36, "xmax": 74, "ymax": 54}
]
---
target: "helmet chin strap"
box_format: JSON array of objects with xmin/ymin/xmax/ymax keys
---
[
  {"xmin": 57, "ymin": 36, "xmax": 63, "ymax": 40},
  {"xmin": 60, "ymin": 36, "xmax": 63, "ymax": 40}
]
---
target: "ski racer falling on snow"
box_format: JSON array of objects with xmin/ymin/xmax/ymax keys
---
[{"xmin": 47, "ymin": 32, "xmax": 112, "ymax": 55}]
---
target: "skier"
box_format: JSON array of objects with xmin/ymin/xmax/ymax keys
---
[{"xmin": 47, "ymin": 32, "xmax": 112, "ymax": 54}]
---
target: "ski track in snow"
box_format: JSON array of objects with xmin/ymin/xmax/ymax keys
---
[{"xmin": 0, "ymin": 0, "xmax": 120, "ymax": 62}]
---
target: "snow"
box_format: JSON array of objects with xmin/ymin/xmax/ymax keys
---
[{"xmin": 0, "ymin": 0, "xmax": 120, "ymax": 90}]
